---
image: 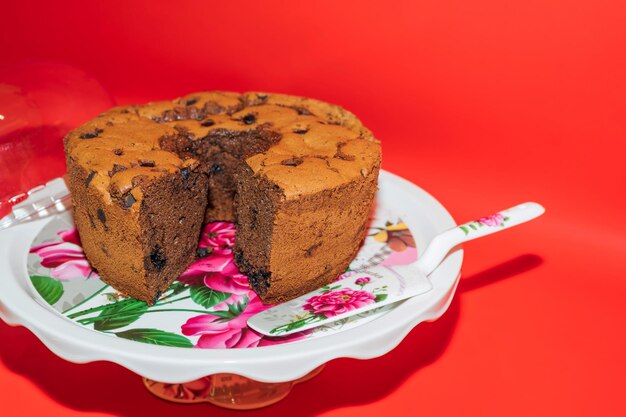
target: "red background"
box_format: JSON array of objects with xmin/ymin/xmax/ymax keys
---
[{"xmin": 1, "ymin": 1, "xmax": 625, "ymax": 416}]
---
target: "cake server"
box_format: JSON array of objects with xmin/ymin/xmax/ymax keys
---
[
  {"xmin": 0, "ymin": 177, "xmax": 71, "ymax": 231},
  {"xmin": 248, "ymin": 202, "xmax": 545, "ymax": 336}
]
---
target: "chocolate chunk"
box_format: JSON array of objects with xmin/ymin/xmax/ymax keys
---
[
  {"xmin": 138, "ymin": 160, "xmax": 155, "ymax": 167},
  {"xmin": 249, "ymin": 270, "xmax": 271, "ymax": 293},
  {"xmin": 334, "ymin": 150, "xmax": 355, "ymax": 161},
  {"xmin": 122, "ymin": 193, "xmax": 136, "ymax": 208},
  {"xmin": 79, "ymin": 128, "xmax": 104, "ymax": 139},
  {"xmin": 85, "ymin": 171, "xmax": 96, "ymax": 187},
  {"xmin": 108, "ymin": 164, "xmax": 127, "ymax": 177},
  {"xmin": 209, "ymin": 163, "xmax": 222, "ymax": 174},
  {"xmin": 281, "ymin": 157, "xmax": 304, "ymax": 167},
  {"xmin": 234, "ymin": 250, "xmax": 271, "ymax": 293},
  {"xmin": 87, "ymin": 212, "xmax": 96, "ymax": 228},
  {"xmin": 293, "ymin": 128, "xmax": 309, "ymax": 135},
  {"xmin": 149, "ymin": 247, "xmax": 167, "ymax": 271},
  {"xmin": 97, "ymin": 208, "xmax": 107, "ymax": 225},
  {"xmin": 201, "ymin": 119, "xmax": 215, "ymax": 127},
  {"xmin": 291, "ymin": 106, "xmax": 312, "ymax": 116},
  {"xmin": 112, "ymin": 148, "xmax": 124, "ymax": 156},
  {"xmin": 184, "ymin": 98, "xmax": 198, "ymax": 106},
  {"xmin": 242, "ymin": 114, "xmax": 256, "ymax": 125},
  {"xmin": 180, "ymin": 167, "xmax": 190, "ymax": 181},
  {"xmin": 196, "ymin": 247, "xmax": 212, "ymax": 258}
]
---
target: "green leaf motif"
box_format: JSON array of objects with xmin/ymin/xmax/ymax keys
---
[
  {"xmin": 375, "ymin": 293, "xmax": 388, "ymax": 303},
  {"xmin": 115, "ymin": 328, "xmax": 193, "ymax": 348},
  {"xmin": 31, "ymin": 275, "xmax": 64, "ymax": 305},
  {"xmin": 93, "ymin": 299, "xmax": 148, "ymax": 331},
  {"xmin": 270, "ymin": 314, "xmax": 324, "ymax": 335},
  {"xmin": 189, "ymin": 286, "xmax": 231, "ymax": 309},
  {"xmin": 167, "ymin": 281, "xmax": 188, "ymax": 297},
  {"xmin": 210, "ymin": 296, "xmax": 249, "ymax": 322},
  {"xmin": 321, "ymin": 284, "xmax": 341, "ymax": 293},
  {"xmin": 228, "ymin": 296, "xmax": 249, "ymax": 316},
  {"xmin": 460, "ymin": 225, "xmax": 469, "ymax": 235},
  {"xmin": 469, "ymin": 223, "xmax": 478, "ymax": 230}
]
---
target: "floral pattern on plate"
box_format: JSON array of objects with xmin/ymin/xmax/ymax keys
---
[{"xmin": 27, "ymin": 212, "xmax": 417, "ymax": 349}]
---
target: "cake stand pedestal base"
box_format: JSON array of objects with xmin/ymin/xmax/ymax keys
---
[{"xmin": 143, "ymin": 365, "xmax": 325, "ymax": 409}]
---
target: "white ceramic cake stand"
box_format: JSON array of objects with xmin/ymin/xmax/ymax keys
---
[{"xmin": 0, "ymin": 170, "xmax": 462, "ymax": 409}]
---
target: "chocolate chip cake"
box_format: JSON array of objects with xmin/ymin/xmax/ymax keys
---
[{"xmin": 64, "ymin": 92, "xmax": 381, "ymax": 304}]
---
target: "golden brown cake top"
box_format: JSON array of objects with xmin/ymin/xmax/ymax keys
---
[{"xmin": 65, "ymin": 91, "xmax": 381, "ymax": 203}]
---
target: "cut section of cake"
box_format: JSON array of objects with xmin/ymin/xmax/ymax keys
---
[{"xmin": 64, "ymin": 92, "xmax": 381, "ymax": 304}]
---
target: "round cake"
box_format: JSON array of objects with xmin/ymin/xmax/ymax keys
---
[{"xmin": 64, "ymin": 92, "xmax": 381, "ymax": 304}]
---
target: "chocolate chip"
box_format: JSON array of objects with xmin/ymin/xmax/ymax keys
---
[
  {"xmin": 138, "ymin": 160, "xmax": 155, "ymax": 167},
  {"xmin": 97, "ymin": 208, "xmax": 107, "ymax": 225},
  {"xmin": 149, "ymin": 247, "xmax": 167, "ymax": 271},
  {"xmin": 112, "ymin": 148, "xmax": 124, "ymax": 156},
  {"xmin": 281, "ymin": 157, "xmax": 304, "ymax": 167},
  {"xmin": 256, "ymin": 93, "xmax": 268, "ymax": 100},
  {"xmin": 209, "ymin": 163, "xmax": 222, "ymax": 174},
  {"xmin": 85, "ymin": 171, "xmax": 96, "ymax": 187},
  {"xmin": 88, "ymin": 212, "xmax": 96, "ymax": 228},
  {"xmin": 180, "ymin": 167, "xmax": 190, "ymax": 181},
  {"xmin": 108, "ymin": 164, "xmax": 127, "ymax": 177},
  {"xmin": 79, "ymin": 128, "xmax": 104, "ymax": 139},
  {"xmin": 196, "ymin": 247, "xmax": 212, "ymax": 258},
  {"xmin": 292, "ymin": 106, "xmax": 312, "ymax": 116},
  {"xmin": 122, "ymin": 193, "xmax": 136, "ymax": 208},
  {"xmin": 334, "ymin": 151, "xmax": 355, "ymax": 161},
  {"xmin": 242, "ymin": 114, "xmax": 256, "ymax": 125},
  {"xmin": 201, "ymin": 119, "xmax": 215, "ymax": 127},
  {"xmin": 293, "ymin": 128, "xmax": 309, "ymax": 135},
  {"xmin": 184, "ymin": 98, "xmax": 198, "ymax": 106}
]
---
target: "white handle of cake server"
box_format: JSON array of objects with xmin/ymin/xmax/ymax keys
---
[{"xmin": 416, "ymin": 202, "xmax": 545, "ymax": 276}]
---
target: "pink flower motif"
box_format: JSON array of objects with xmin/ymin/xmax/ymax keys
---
[
  {"xmin": 179, "ymin": 255, "xmax": 248, "ymax": 292},
  {"xmin": 29, "ymin": 228, "xmax": 96, "ymax": 280},
  {"xmin": 182, "ymin": 294, "xmax": 308, "ymax": 348},
  {"xmin": 355, "ymin": 277, "xmax": 371, "ymax": 286},
  {"xmin": 303, "ymin": 288, "xmax": 376, "ymax": 318},
  {"xmin": 476, "ymin": 213, "xmax": 505, "ymax": 227},
  {"xmin": 199, "ymin": 222, "xmax": 235, "ymax": 255}
]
